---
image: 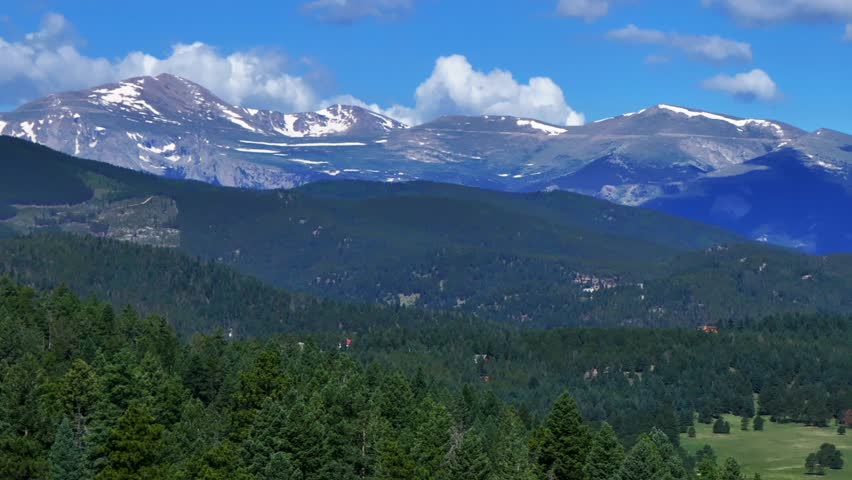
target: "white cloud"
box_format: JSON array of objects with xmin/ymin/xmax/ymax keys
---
[
  {"xmin": 1, "ymin": 14, "xmax": 584, "ymax": 126},
  {"xmin": 327, "ymin": 55, "xmax": 586, "ymax": 126},
  {"xmin": 606, "ymin": 24, "xmax": 753, "ymax": 62},
  {"xmin": 702, "ymin": 0, "xmax": 852, "ymax": 24},
  {"xmin": 0, "ymin": 16, "xmax": 115, "ymax": 103},
  {"xmin": 556, "ymin": 0, "xmax": 610, "ymax": 21},
  {"xmin": 117, "ymin": 43, "xmax": 319, "ymax": 112},
  {"xmin": 0, "ymin": 13, "xmax": 321, "ymax": 113},
  {"xmin": 607, "ymin": 24, "xmax": 667, "ymax": 43},
  {"xmin": 300, "ymin": 0, "xmax": 413, "ymax": 23},
  {"xmin": 384, "ymin": 54, "xmax": 585, "ymax": 126},
  {"xmin": 701, "ymin": 69, "xmax": 780, "ymax": 101}
]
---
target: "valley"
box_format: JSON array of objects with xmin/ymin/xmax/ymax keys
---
[{"xmin": 683, "ymin": 415, "xmax": 852, "ymax": 480}]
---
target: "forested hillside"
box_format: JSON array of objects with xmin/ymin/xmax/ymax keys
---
[
  {"xmin": 0, "ymin": 277, "xmax": 812, "ymax": 480},
  {"xmin": 0, "ymin": 233, "xmax": 464, "ymax": 338},
  {"xmin": 2, "ymin": 233, "xmax": 850, "ymax": 436},
  {"xmin": 3, "ymin": 138, "xmax": 852, "ymax": 327}
]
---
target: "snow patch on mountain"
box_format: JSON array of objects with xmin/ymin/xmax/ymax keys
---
[
  {"xmin": 516, "ymin": 119, "xmax": 567, "ymax": 136},
  {"xmin": 657, "ymin": 104, "xmax": 786, "ymax": 138},
  {"xmin": 239, "ymin": 140, "xmax": 367, "ymax": 147},
  {"xmin": 90, "ymin": 82, "xmax": 162, "ymax": 116},
  {"xmin": 234, "ymin": 147, "xmax": 279, "ymax": 154},
  {"xmin": 285, "ymin": 158, "xmax": 329, "ymax": 165},
  {"xmin": 137, "ymin": 143, "xmax": 177, "ymax": 155},
  {"xmin": 219, "ymin": 106, "xmax": 259, "ymax": 132},
  {"xmin": 19, "ymin": 121, "xmax": 37, "ymax": 142}
]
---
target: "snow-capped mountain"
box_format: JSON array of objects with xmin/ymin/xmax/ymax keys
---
[
  {"xmin": 0, "ymin": 74, "xmax": 406, "ymax": 188},
  {"xmin": 517, "ymin": 104, "xmax": 806, "ymax": 204},
  {"xmin": 2, "ymin": 74, "xmax": 852, "ymax": 251}
]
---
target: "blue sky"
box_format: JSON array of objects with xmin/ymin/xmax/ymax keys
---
[{"xmin": 1, "ymin": 0, "xmax": 851, "ymax": 131}]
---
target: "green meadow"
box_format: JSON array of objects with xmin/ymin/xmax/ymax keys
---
[{"xmin": 683, "ymin": 415, "xmax": 852, "ymax": 480}]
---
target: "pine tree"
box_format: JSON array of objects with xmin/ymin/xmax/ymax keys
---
[
  {"xmin": 752, "ymin": 416, "xmax": 765, "ymax": 431},
  {"xmin": 696, "ymin": 454, "xmax": 719, "ymax": 480},
  {"xmin": 740, "ymin": 416, "xmax": 750, "ymax": 431},
  {"xmin": 539, "ymin": 391, "xmax": 591, "ymax": 480},
  {"xmin": 95, "ymin": 403, "xmax": 166, "ymax": 480},
  {"xmin": 411, "ymin": 397, "xmax": 453, "ymax": 479},
  {"xmin": 687, "ymin": 426, "xmax": 696, "ymax": 438},
  {"xmin": 50, "ymin": 418, "xmax": 89, "ymax": 480},
  {"xmin": 618, "ymin": 436, "xmax": 664, "ymax": 480},
  {"xmin": 243, "ymin": 396, "xmax": 333, "ymax": 480},
  {"xmin": 719, "ymin": 457, "xmax": 744, "ymax": 480},
  {"xmin": 263, "ymin": 452, "xmax": 304, "ymax": 480},
  {"xmin": 492, "ymin": 408, "xmax": 536, "ymax": 480},
  {"xmin": 583, "ymin": 422, "xmax": 624, "ymax": 480},
  {"xmin": 647, "ymin": 427, "xmax": 686, "ymax": 480},
  {"xmin": 375, "ymin": 438, "xmax": 415, "ymax": 480},
  {"xmin": 0, "ymin": 435, "xmax": 48, "ymax": 480},
  {"xmin": 59, "ymin": 359, "xmax": 100, "ymax": 441},
  {"xmin": 447, "ymin": 431, "xmax": 491, "ymax": 480}
]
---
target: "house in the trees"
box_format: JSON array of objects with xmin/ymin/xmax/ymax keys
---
[{"xmin": 699, "ymin": 325, "xmax": 719, "ymax": 334}]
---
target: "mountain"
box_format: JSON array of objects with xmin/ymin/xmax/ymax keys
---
[
  {"xmin": 0, "ymin": 76, "xmax": 806, "ymax": 196},
  {"xmin": 523, "ymin": 104, "xmax": 804, "ymax": 204},
  {"xmin": 0, "ymin": 73, "xmax": 406, "ymax": 188},
  {"xmin": 3, "ymin": 76, "xmax": 852, "ymax": 252},
  {"xmin": 5, "ymin": 137, "xmax": 852, "ymax": 326},
  {"xmin": 647, "ymin": 145, "xmax": 852, "ymax": 253}
]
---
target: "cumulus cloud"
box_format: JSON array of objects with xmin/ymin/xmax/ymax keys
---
[
  {"xmin": 401, "ymin": 54, "xmax": 584, "ymax": 126},
  {"xmin": 701, "ymin": 69, "xmax": 780, "ymax": 101},
  {"xmin": 0, "ymin": 13, "xmax": 321, "ymax": 113},
  {"xmin": 0, "ymin": 14, "xmax": 115, "ymax": 104},
  {"xmin": 1, "ymin": 14, "xmax": 584, "ymax": 126},
  {"xmin": 701, "ymin": 0, "xmax": 852, "ymax": 24},
  {"xmin": 606, "ymin": 24, "xmax": 753, "ymax": 62},
  {"xmin": 117, "ymin": 43, "xmax": 319, "ymax": 112},
  {"xmin": 556, "ymin": 0, "xmax": 610, "ymax": 21},
  {"xmin": 300, "ymin": 0, "xmax": 413, "ymax": 23},
  {"xmin": 327, "ymin": 55, "xmax": 586, "ymax": 126}
]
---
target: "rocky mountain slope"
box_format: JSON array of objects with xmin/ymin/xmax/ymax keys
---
[
  {"xmin": 0, "ymin": 74, "xmax": 406, "ymax": 188},
  {"xmin": 2, "ymin": 75, "xmax": 851, "ymax": 251}
]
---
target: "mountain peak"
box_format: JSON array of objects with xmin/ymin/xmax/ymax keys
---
[{"xmin": 589, "ymin": 103, "xmax": 797, "ymax": 140}]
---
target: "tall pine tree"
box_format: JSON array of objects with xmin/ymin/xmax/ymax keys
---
[
  {"xmin": 538, "ymin": 391, "xmax": 591, "ymax": 480},
  {"xmin": 584, "ymin": 422, "xmax": 625, "ymax": 480},
  {"xmin": 618, "ymin": 436, "xmax": 664, "ymax": 480},
  {"xmin": 95, "ymin": 403, "xmax": 166, "ymax": 480},
  {"xmin": 50, "ymin": 418, "xmax": 89, "ymax": 480},
  {"xmin": 447, "ymin": 430, "xmax": 491, "ymax": 480}
]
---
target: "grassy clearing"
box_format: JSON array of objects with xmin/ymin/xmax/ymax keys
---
[{"xmin": 682, "ymin": 415, "xmax": 852, "ymax": 480}]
